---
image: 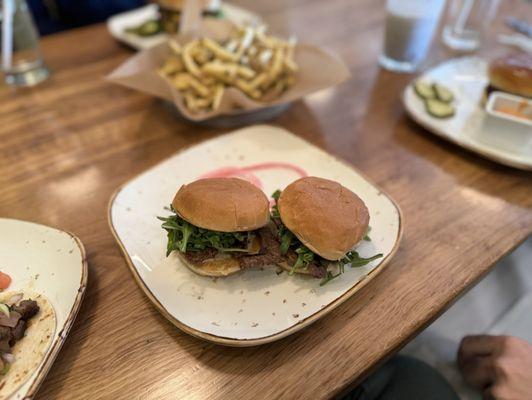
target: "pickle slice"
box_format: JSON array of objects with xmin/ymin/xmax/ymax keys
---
[
  {"xmin": 425, "ymin": 99, "xmax": 455, "ymax": 118},
  {"xmin": 414, "ymin": 81, "xmax": 436, "ymax": 100},
  {"xmin": 433, "ymin": 83, "xmax": 454, "ymax": 103}
]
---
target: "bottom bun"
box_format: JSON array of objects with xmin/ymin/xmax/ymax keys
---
[{"xmin": 177, "ymin": 252, "xmax": 242, "ymax": 277}]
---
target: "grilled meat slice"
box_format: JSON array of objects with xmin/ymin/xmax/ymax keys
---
[{"xmin": 12, "ymin": 300, "xmax": 39, "ymax": 320}]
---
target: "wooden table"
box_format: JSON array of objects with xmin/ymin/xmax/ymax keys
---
[{"xmin": 1, "ymin": 0, "xmax": 531, "ymax": 399}]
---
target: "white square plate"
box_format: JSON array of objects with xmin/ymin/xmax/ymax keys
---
[
  {"xmin": 403, "ymin": 57, "xmax": 532, "ymax": 170},
  {"xmin": 107, "ymin": 4, "xmax": 261, "ymax": 50},
  {"xmin": 0, "ymin": 218, "xmax": 87, "ymax": 399},
  {"xmin": 109, "ymin": 125, "xmax": 402, "ymax": 346}
]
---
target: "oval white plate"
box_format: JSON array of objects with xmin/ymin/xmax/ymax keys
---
[
  {"xmin": 109, "ymin": 125, "xmax": 402, "ymax": 346},
  {"xmin": 107, "ymin": 3, "xmax": 261, "ymax": 50},
  {"xmin": 0, "ymin": 218, "xmax": 87, "ymax": 399},
  {"xmin": 403, "ymin": 57, "xmax": 532, "ymax": 170}
]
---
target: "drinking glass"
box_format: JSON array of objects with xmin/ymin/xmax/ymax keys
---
[
  {"xmin": 379, "ymin": 0, "xmax": 446, "ymax": 73},
  {"xmin": 1, "ymin": 0, "xmax": 49, "ymax": 86},
  {"xmin": 442, "ymin": 0, "xmax": 501, "ymax": 52}
]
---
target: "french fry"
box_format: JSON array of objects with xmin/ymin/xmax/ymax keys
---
[
  {"xmin": 235, "ymin": 27, "xmax": 254, "ymax": 58},
  {"xmin": 171, "ymin": 73, "xmax": 192, "ymax": 90},
  {"xmin": 160, "ymin": 24, "xmax": 298, "ymax": 113},
  {"xmin": 212, "ymin": 84, "xmax": 224, "ymax": 110},
  {"xmin": 236, "ymin": 64, "xmax": 255, "ymax": 79},
  {"xmin": 249, "ymin": 72, "xmax": 268, "ymax": 90},
  {"xmin": 184, "ymin": 92, "xmax": 211, "ymax": 112},
  {"xmin": 225, "ymin": 39, "xmax": 239, "ymax": 53},
  {"xmin": 203, "ymin": 38, "xmax": 238, "ymax": 62},
  {"xmin": 169, "ymin": 40, "xmax": 182, "ymax": 55},
  {"xmin": 255, "ymin": 30, "xmax": 277, "ymax": 49},
  {"xmin": 234, "ymin": 78, "xmax": 261, "ymax": 99},
  {"xmin": 268, "ymin": 48, "xmax": 284, "ymax": 80},
  {"xmin": 159, "ymin": 57, "xmax": 184, "ymax": 76},
  {"xmin": 202, "ymin": 61, "xmax": 237, "ymax": 83},
  {"xmin": 192, "ymin": 46, "xmax": 212, "ymax": 64},
  {"xmin": 187, "ymin": 75, "xmax": 211, "ymax": 97},
  {"xmin": 284, "ymin": 40, "xmax": 298, "ymax": 73},
  {"xmin": 182, "ymin": 41, "xmax": 202, "ymax": 78}
]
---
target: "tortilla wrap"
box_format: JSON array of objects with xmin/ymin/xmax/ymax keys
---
[{"xmin": 0, "ymin": 291, "xmax": 56, "ymax": 400}]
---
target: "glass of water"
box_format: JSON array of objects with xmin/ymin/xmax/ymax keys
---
[
  {"xmin": 379, "ymin": 0, "xmax": 447, "ymax": 73},
  {"xmin": 1, "ymin": 0, "xmax": 49, "ymax": 86},
  {"xmin": 442, "ymin": 0, "xmax": 501, "ymax": 52}
]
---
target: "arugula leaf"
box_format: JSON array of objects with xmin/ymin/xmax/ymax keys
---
[
  {"xmin": 320, "ymin": 271, "xmax": 341, "ymax": 286},
  {"xmin": 271, "ymin": 190, "xmax": 319, "ymax": 276},
  {"xmin": 342, "ymin": 251, "xmax": 383, "ymax": 267},
  {"xmin": 289, "ymin": 246, "xmax": 315, "ymax": 275},
  {"xmin": 271, "ymin": 190, "xmax": 282, "ymax": 219},
  {"xmin": 279, "ymin": 227, "xmax": 294, "ymax": 255},
  {"xmin": 158, "ymin": 207, "xmax": 251, "ymax": 256},
  {"xmin": 363, "ymin": 226, "xmax": 372, "ymax": 241}
]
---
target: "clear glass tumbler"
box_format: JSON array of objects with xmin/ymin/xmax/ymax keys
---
[
  {"xmin": 379, "ymin": 0, "xmax": 447, "ymax": 73},
  {"xmin": 1, "ymin": 0, "xmax": 49, "ymax": 86},
  {"xmin": 442, "ymin": 0, "xmax": 501, "ymax": 52}
]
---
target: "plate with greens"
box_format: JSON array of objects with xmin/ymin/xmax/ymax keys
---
[
  {"xmin": 108, "ymin": 125, "xmax": 402, "ymax": 346},
  {"xmin": 107, "ymin": 3, "xmax": 261, "ymax": 50}
]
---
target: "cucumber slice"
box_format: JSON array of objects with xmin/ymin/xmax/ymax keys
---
[
  {"xmin": 414, "ymin": 81, "xmax": 436, "ymax": 100},
  {"xmin": 425, "ymin": 99, "xmax": 455, "ymax": 118},
  {"xmin": 432, "ymin": 83, "xmax": 454, "ymax": 103},
  {"xmin": 125, "ymin": 20, "xmax": 162, "ymax": 37}
]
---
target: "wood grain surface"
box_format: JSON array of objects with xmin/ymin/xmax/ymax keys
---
[{"xmin": 0, "ymin": 0, "xmax": 531, "ymax": 399}]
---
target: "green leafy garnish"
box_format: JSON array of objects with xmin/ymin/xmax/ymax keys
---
[
  {"xmin": 342, "ymin": 251, "xmax": 383, "ymax": 267},
  {"xmin": 0, "ymin": 303, "xmax": 9, "ymax": 318},
  {"xmin": 158, "ymin": 206, "xmax": 252, "ymax": 257},
  {"xmin": 271, "ymin": 190, "xmax": 281, "ymax": 202},
  {"xmin": 289, "ymin": 246, "xmax": 315, "ymax": 275},
  {"xmin": 125, "ymin": 19, "xmax": 163, "ymax": 36},
  {"xmin": 279, "ymin": 227, "xmax": 294, "ymax": 255},
  {"xmin": 363, "ymin": 226, "xmax": 372, "ymax": 241},
  {"xmin": 271, "ymin": 190, "xmax": 315, "ymax": 273},
  {"xmin": 271, "ymin": 190, "xmax": 282, "ymax": 219},
  {"xmin": 320, "ymin": 271, "xmax": 341, "ymax": 286}
]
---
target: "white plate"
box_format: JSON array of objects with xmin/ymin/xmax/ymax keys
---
[
  {"xmin": 403, "ymin": 57, "xmax": 532, "ymax": 170},
  {"xmin": 109, "ymin": 125, "xmax": 402, "ymax": 346},
  {"xmin": 107, "ymin": 3, "xmax": 261, "ymax": 50},
  {"xmin": 0, "ymin": 218, "xmax": 87, "ymax": 399}
]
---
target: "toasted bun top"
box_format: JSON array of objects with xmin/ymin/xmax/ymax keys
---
[
  {"xmin": 278, "ymin": 177, "xmax": 370, "ymax": 260},
  {"xmin": 488, "ymin": 53, "xmax": 532, "ymax": 98},
  {"xmin": 172, "ymin": 178, "xmax": 270, "ymax": 232}
]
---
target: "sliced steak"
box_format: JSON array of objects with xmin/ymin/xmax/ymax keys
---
[
  {"xmin": 0, "ymin": 326, "xmax": 11, "ymax": 342},
  {"xmin": 305, "ymin": 263, "xmax": 327, "ymax": 278},
  {"xmin": 0, "ymin": 339, "xmax": 10, "ymax": 353},
  {"xmin": 183, "ymin": 247, "xmax": 218, "ymax": 264},
  {"xmin": 12, "ymin": 300, "xmax": 39, "ymax": 320},
  {"xmin": 10, "ymin": 320, "xmax": 26, "ymax": 345},
  {"xmin": 0, "ymin": 311, "xmax": 21, "ymax": 328},
  {"xmin": 236, "ymin": 227, "xmax": 283, "ymax": 268}
]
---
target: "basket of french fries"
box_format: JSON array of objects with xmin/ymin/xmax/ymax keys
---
[{"xmin": 107, "ymin": 18, "xmax": 350, "ymax": 123}]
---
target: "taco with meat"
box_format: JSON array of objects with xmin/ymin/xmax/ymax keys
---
[{"xmin": 0, "ymin": 291, "xmax": 55, "ymax": 400}]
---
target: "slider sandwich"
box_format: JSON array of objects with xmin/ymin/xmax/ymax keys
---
[
  {"xmin": 484, "ymin": 53, "xmax": 532, "ymax": 102},
  {"xmin": 160, "ymin": 177, "xmax": 282, "ymax": 277},
  {"xmin": 272, "ymin": 177, "xmax": 382, "ymax": 285}
]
